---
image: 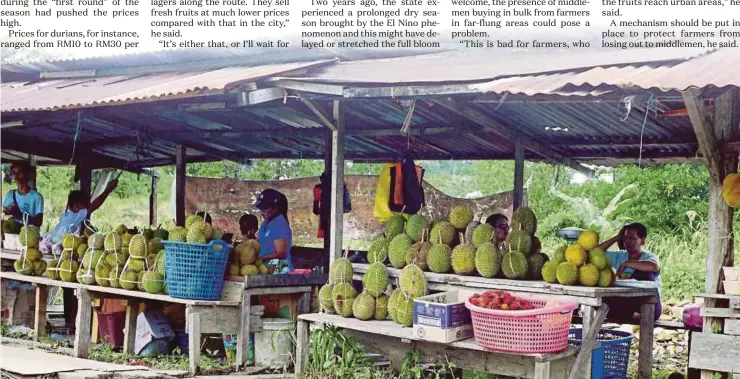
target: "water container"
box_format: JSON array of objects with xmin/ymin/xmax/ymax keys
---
[{"xmin": 254, "ymin": 318, "xmax": 294, "ymax": 369}]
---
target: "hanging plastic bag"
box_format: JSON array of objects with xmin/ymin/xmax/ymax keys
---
[{"xmin": 373, "ymin": 163, "xmax": 395, "ymax": 221}]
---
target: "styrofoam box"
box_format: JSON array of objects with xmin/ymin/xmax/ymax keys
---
[
  {"xmin": 3, "ymin": 234, "xmax": 20, "ymax": 250},
  {"xmin": 412, "ymin": 290, "xmax": 475, "ymax": 343}
]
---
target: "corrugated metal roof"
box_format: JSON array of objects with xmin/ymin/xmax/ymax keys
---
[
  {"xmin": 1, "ymin": 60, "xmax": 336, "ymax": 112},
  {"xmin": 277, "ymin": 48, "xmax": 707, "ymax": 85},
  {"xmin": 474, "ymin": 48, "xmax": 740, "ymax": 94}
]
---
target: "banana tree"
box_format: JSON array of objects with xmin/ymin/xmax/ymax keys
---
[{"xmin": 549, "ymin": 183, "xmax": 638, "ymax": 237}]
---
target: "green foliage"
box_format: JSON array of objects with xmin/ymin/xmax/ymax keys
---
[{"xmin": 548, "ymin": 182, "xmax": 637, "ymax": 237}]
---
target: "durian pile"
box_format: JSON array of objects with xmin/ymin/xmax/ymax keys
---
[
  {"xmin": 318, "ymin": 256, "xmax": 429, "ymax": 328},
  {"xmin": 2, "ymin": 218, "xmax": 23, "ymax": 235},
  {"xmin": 541, "ymin": 230, "xmax": 616, "ymax": 288},
  {"xmin": 226, "ymin": 239, "xmax": 270, "ymax": 276},
  {"xmin": 13, "ymin": 225, "xmax": 45, "ymax": 276},
  {"xmin": 366, "ymin": 206, "xmax": 549, "ymax": 281},
  {"xmin": 168, "ymin": 213, "xmax": 223, "ymax": 244},
  {"xmin": 37, "ymin": 222, "xmax": 171, "ymax": 295}
]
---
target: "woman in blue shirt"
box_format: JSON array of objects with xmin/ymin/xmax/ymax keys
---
[{"xmin": 253, "ymin": 188, "xmax": 293, "ymax": 272}]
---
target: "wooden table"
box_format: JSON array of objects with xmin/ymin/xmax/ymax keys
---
[
  {"xmin": 353, "ymin": 263, "xmax": 660, "ymax": 379},
  {"xmin": 689, "ymin": 293, "xmax": 740, "ymax": 377},
  {"xmin": 296, "ymin": 313, "xmax": 590, "ymax": 379}
]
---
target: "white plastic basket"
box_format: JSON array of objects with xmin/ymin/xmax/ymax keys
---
[{"xmin": 3, "ymin": 234, "xmax": 20, "ymax": 250}]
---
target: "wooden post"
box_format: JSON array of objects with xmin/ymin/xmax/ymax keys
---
[
  {"xmin": 123, "ymin": 299, "xmax": 139, "ymax": 354},
  {"xmin": 513, "ymin": 135, "xmax": 524, "ymax": 210},
  {"xmin": 236, "ymin": 291, "xmax": 251, "ymax": 369},
  {"xmin": 33, "ymin": 284, "xmax": 48, "ymax": 343},
  {"xmin": 73, "ymin": 288, "xmax": 93, "ymax": 359},
  {"xmin": 328, "ymin": 101, "xmax": 346, "ymax": 270},
  {"xmin": 175, "ymin": 146, "xmax": 187, "ymax": 227},
  {"xmin": 682, "ymin": 87, "xmax": 738, "ymax": 379},
  {"xmin": 149, "ymin": 175, "xmax": 159, "ymax": 227},
  {"xmin": 322, "ymin": 130, "xmax": 333, "ymax": 273}
]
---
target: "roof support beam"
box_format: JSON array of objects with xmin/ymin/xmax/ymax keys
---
[
  {"xmin": 432, "ymin": 98, "xmax": 595, "ymax": 177},
  {"xmin": 300, "ymin": 98, "xmax": 336, "ymax": 131}
]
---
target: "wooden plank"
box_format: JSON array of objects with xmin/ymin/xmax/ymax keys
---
[
  {"xmin": 299, "ymin": 313, "xmax": 578, "ymax": 360},
  {"xmin": 638, "ymin": 302, "xmax": 656, "ymax": 379},
  {"xmin": 219, "ymin": 280, "xmax": 244, "ymax": 303},
  {"xmin": 74, "ymin": 289, "xmax": 93, "ymax": 359},
  {"xmin": 534, "ymin": 361, "xmax": 551, "ymax": 379},
  {"xmin": 689, "ymin": 332, "xmax": 740, "ymax": 372},
  {"xmin": 33, "ymin": 284, "xmax": 48, "ymax": 342},
  {"xmin": 695, "ymin": 293, "xmax": 740, "ymax": 301},
  {"xmin": 329, "ymin": 100, "xmax": 345, "ymax": 266},
  {"xmin": 0, "ymin": 271, "xmax": 81, "ymax": 289},
  {"xmin": 239, "ymin": 273, "xmax": 328, "ymax": 288},
  {"xmin": 682, "ymin": 88, "xmax": 722, "ymax": 183},
  {"xmin": 123, "ymin": 300, "xmax": 138, "ymax": 354},
  {"xmin": 245, "ymin": 286, "xmax": 312, "ymax": 297},
  {"xmin": 725, "ymin": 319, "xmax": 740, "ymax": 336},
  {"xmin": 82, "ymin": 283, "xmax": 240, "ymax": 306},
  {"xmin": 568, "ymin": 305, "xmax": 608, "ymax": 379},
  {"xmin": 187, "ymin": 305, "xmax": 262, "ymax": 334},
  {"xmin": 295, "ymin": 320, "xmax": 310, "ymax": 376},
  {"xmin": 577, "ymin": 306, "xmax": 595, "ymax": 379},
  {"xmin": 513, "ymin": 136, "xmax": 524, "ymax": 210},
  {"xmin": 700, "ymin": 307, "xmax": 740, "ymax": 318},
  {"xmin": 186, "ymin": 308, "xmax": 201, "ymax": 375},
  {"xmin": 237, "ymin": 291, "xmax": 251, "ymax": 369}
]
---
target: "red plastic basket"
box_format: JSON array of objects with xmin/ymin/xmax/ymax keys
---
[{"xmin": 464, "ymin": 296, "xmax": 578, "ymax": 354}]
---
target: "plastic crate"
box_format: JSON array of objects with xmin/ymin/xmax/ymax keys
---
[
  {"xmin": 464, "ymin": 296, "xmax": 578, "ymax": 354},
  {"xmin": 96, "ymin": 311, "xmax": 126, "ymax": 348},
  {"xmin": 569, "ymin": 328, "xmax": 633, "ymax": 379},
  {"xmin": 163, "ymin": 240, "xmax": 231, "ymax": 301}
]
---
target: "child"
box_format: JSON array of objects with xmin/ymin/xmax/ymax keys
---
[{"xmin": 238, "ymin": 213, "xmax": 258, "ymax": 241}]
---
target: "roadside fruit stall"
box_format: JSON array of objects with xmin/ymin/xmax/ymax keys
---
[
  {"xmin": 0, "ymin": 212, "xmax": 326, "ymax": 375},
  {"xmin": 298, "ymin": 204, "xmax": 659, "ymax": 379}
]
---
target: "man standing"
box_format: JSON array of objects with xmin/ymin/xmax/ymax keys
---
[{"xmin": 3, "ymin": 162, "xmax": 44, "ymax": 227}]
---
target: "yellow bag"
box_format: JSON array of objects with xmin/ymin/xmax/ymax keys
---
[{"xmin": 374, "ymin": 163, "xmax": 395, "ymax": 221}]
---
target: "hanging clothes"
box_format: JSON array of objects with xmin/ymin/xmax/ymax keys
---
[
  {"xmin": 313, "ymin": 172, "xmax": 351, "ymax": 239},
  {"xmin": 388, "ymin": 154, "xmax": 425, "ymax": 214}
]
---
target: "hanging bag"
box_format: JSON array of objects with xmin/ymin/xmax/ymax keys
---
[{"xmin": 373, "ymin": 163, "xmax": 395, "ymax": 221}]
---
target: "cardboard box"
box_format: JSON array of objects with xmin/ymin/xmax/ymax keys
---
[
  {"xmin": 412, "ymin": 291, "xmax": 474, "ymax": 343},
  {"xmin": 1, "ymin": 280, "xmax": 35, "ymax": 328},
  {"xmin": 135, "ymin": 310, "xmax": 175, "ymax": 356}
]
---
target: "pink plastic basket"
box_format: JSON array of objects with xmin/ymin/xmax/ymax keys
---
[{"xmin": 464, "ymin": 296, "xmax": 579, "ymax": 354}]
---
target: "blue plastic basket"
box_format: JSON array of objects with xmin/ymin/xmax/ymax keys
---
[
  {"xmin": 569, "ymin": 328, "xmax": 633, "ymax": 379},
  {"xmin": 163, "ymin": 240, "xmax": 231, "ymax": 301}
]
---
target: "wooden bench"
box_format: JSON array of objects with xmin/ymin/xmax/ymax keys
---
[{"xmin": 295, "ymin": 311, "xmax": 608, "ymax": 379}]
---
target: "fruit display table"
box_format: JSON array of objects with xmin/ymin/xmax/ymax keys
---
[
  {"xmin": 296, "ymin": 312, "xmax": 596, "ymax": 379},
  {"xmin": 352, "ymin": 263, "xmax": 660, "ymax": 379}
]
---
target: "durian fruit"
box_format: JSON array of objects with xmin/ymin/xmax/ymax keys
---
[
  {"xmin": 14, "ymin": 258, "xmax": 33, "ymax": 275},
  {"xmin": 388, "ymin": 234, "xmax": 412, "ymax": 269},
  {"xmin": 527, "ymin": 253, "xmax": 549, "ymax": 280},
  {"xmin": 541, "ymin": 260, "xmax": 560, "ymax": 283},
  {"xmin": 367, "ymin": 238, "xmax": 390, "ymax": 264},
  {"xmin": 375, "ymin": 294, "xmax": 389, "ymax": 320},
  {"xmin": 185, "ymin": 214, "xmax": 204, "ymax": 229},
  {"xmin": 63, "ymin": 234, "xmax": 82, "ymax": 251},
  {"xmin": 76, "ymin": 244, "xmax": 88, "ymax": 260},
  {"xmin": 318, "ymin": 284, "xmax": 335, "ymax": 313},
  {"xmin": 471, "ymin": 224, "xmax": 495, "ymax": 248},
  {"xmin": 142, "ymin": 271, "xmax": 165, "ymax": 294},
  {"xmin": 449, "ymin": 206, "xmax": 474, "ymax": 229},
  {"xmin": 451, "ymin": 242, "xmax": 476, "ymax": 276},
  {"xmin": 388, "ymin": 288, "xmax": 402, "ymax": 322},
  {"xmin": 363, "ymin": 262, "xmax": 389, "ymax": 298},
  {"xmin": 119, "ymin": 269, "xmax": 138, "ymax": 290},
  {"xmin": 578, "ymin": 230, "xmax": 600, "ymax": 251},
  {"xmin": 228, "ymin": 263, "xmax": 240, "ymax": 276},
  {"xmin": 475, "ymin": 242, "xmax": 502, "ymax": 278},
  {"xmin": 59, "ymin": 260, "xmax": 79, "ymax": 282},
  {"xmin": 104, "ymin": 232, "xmax": 122, "ymax": 251},
  {"xmin": 598, "ymin": 267, "xmax": 616, "ymax": 287},
  {"xmin": 33, "ymin": 260, "xmax": 47, "ymax": 276},
  {"xmin": 129, "ymin": 234, "xmax": 148, "ymax": 258},
  {"xmin": 553, "ymin": 245, "xmax": 567, "ymax": 263},
  {"xmin": 511, "ymin": 207, "xmax": 537, "ymax": 234},
  {"xmin": 426, "ymin": 244, "xmax": 451, "ymax": 274},
  {"xmin": 385, "ymin": 214, "xmax": 406, "ymax": 238},
  {"xmin": 589, "ymin": 248, "xmax": 608, "ymax": 270},
  {"xmin": 169, "ymin": 227, "xmax": 187, "ymax": 242},
  {"xmin": 399, "ymin": 264, "xmax": 427, "ymax": 298},
  {"xmin": 332, "ymin": 282, "xmax": 357, "ymax": 318},
  {"xmin": 405, "ymin": 240, "xmax": 431, "ymax": 271},
  {"xmin": 234, "ymin": 242, "xmax": 257, "ymax": 266},
  {"xmin": 405, "ymin": 214, "xmax": 429, "ymax": 243},
  {"xmin": 429, "ymin": 221, "xmax": 455, "ymax": 246},
  {"xmin": 147, "ymin": 238, "xmax": 164, "ymax": 256},
  {"xmin": 506, "ymin": 230, "xmax": 532, "ymax": 254},
  {"xmin": 19, "ymin": 226, "xmax": 40, "ymax": 247},
  {"xmin": 463, "ymin": 221, "xmax": 481, "ymax": 245},
  {"xmin": 578, "ymin": 264, "xmax": 600, "ymax": 287},
  {"xmin": 77, "ymin": 268, "xmax": 96, "ymax": 285},
  {"xmin": 46, "ymin": 259, "xmax": 61, "ymax": 280},
  {"xmin": 95, "ymin": 261, "xmax": 112, "ymax": 287},
  {"xmin": 240, "ymin": 265, "xmax": 259, "ymax": 276},
  {"xmin": 501, "ymin": 251, "xmax": 528, "ymax": 279},
  {"xmin": 128, "ymin": 258, "xmax": 146, "ymax": 273},
  {"xmin": 25, "ymin": 247, "xmax": 42, "ymax": 262},
  {"xmin": 352, "ymin": 291, "xmax": 376, "ymax": 321},
  {"xmin": 121, "ymin": 233, "xmax": 134, "ymax": 248},
  {"xmin": 556, "ymin": 262, "xmax": 579, "ymax": 285},
  {"xmin": 109, "ymin": 267, "xmax": 121, "ymax": 288},
  {"xmin": 565, "ymin": 244, "xmax": 587, "ymax": 267},
  {"xmin": 395, "ymin": 293, "xmax": 415, "ymax": 327},
  {"xmin": 186, "ymin": 224, "xmax": 207, "ymax": 244},
  {"xmin": 329, "ymin": 258, "xmax": 353, "ymax": 284},
  {"xmin": 136, "ymin": 271, "xmax": 146, "ymax": 291},
  {"xmin": 89, "ymin": 233, "xmax": 105, "ymax": 250}
]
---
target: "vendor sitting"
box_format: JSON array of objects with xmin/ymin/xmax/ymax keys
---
[{"xmin": 599, "ymin": 222, "xmax": 662, "ymax": 322}]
